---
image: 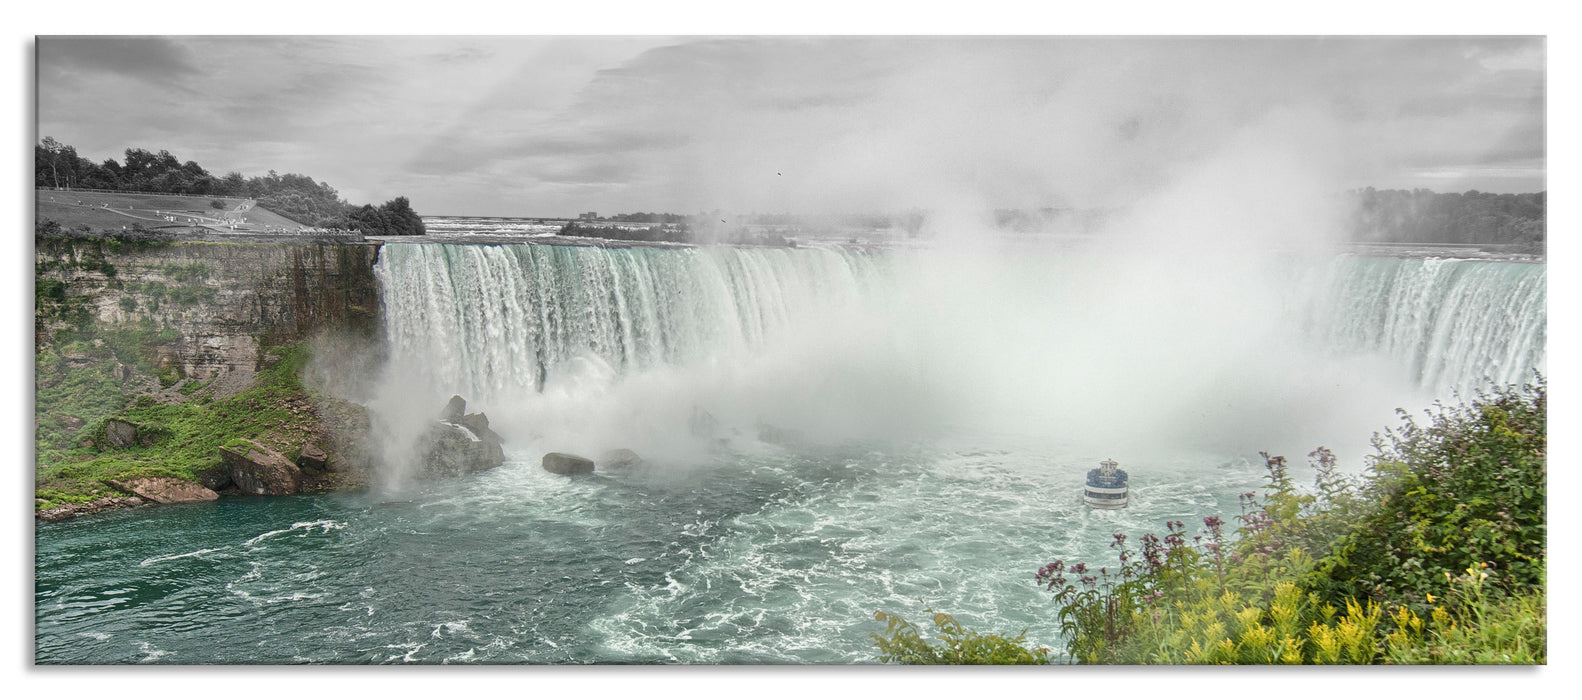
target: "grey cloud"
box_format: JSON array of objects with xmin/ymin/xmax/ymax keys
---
[
  {"xmin": 428, "ymin": 46, "xmax": 493, "ymax": 64},
  {"xmin": 38, "ymin": 36, "xmax": 202, "ymax": 90},
  {"xmin": 39, "ymin": 36, "xmax": 1545, "ymax": 218},
  {"xmin": 506, "ymin": 128, "xmax": 692, "ymax": 158},
  {"xmin": 410, "ymin": 36, "xmax": 1544, "ymax": 213},
  {"xmin": 531, "ymin": 159, "xmax": 631, "ymax": 186}
]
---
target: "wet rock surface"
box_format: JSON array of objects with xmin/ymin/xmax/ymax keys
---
[
  {"xmin": 543, "ymin": 452, "xmax": 595, "ymax": 475},
  {"xmin": 415, "ymin": 396, "xmax": 506, "ymax": 477},
  {"xmin": 219, "ymin": 439, "xmax": 303, "ymax": 495},
  {"xmin": 36, "ymin": 495, "xmax": 150, "ymax": 522},
  {"xmin": 440, "ymin": 395, "xmax": 467, "ymax": 421}
]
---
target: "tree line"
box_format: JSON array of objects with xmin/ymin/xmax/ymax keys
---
[
  {"xmin": 36, "ymin": 137, "xmax": 424, "ymax": 236},
  {"xmin": 1346, "ymin": 188, "xmax": 1544, "ymax": 247}
]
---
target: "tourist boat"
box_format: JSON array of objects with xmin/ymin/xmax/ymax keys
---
[{"xmin": 1084, "ymin": 458, "xmax": 1129, "ymax": 509}]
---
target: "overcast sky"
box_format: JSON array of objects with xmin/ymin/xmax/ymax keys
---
[{"xmin": 36, "ymin": 35, "xmax": 1544, "ymax": 218}]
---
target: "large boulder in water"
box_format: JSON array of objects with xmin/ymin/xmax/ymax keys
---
[
  {"xmin": 417, "ymin": 421, "xmax": 506, "ymax": 476},
  {"xmin": 414, "ymin": 397, "xmax": 506, "ymax": 477},
  {"xmin": 455, "ymin": 412, "xmax": 504, "ymax": 445},
  {"xmin": 218, "ymin": 439, "xmax": 303, "ymax": 495},
  {"xmin": 440, "ymin": 395, "xmax": 467, "ymax": 421},
  {"xmin": 542, "ymin": 452, "xmax": 594, "ymax": 475}
]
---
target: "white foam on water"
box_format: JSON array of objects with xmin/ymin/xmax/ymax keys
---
[
  {"xmin": 384, "ymin": 642, "xmax": 426, "ymax": 663},
  {"xmin": 134, "ymin": 641, "xmax": 170, "ymax": 663},
  {"xmin": 263, "ymin": 591, "xmax": 327, "ymax": 605},
  {"xmin": 138, "ymin": 547, "xmax": 224, "ymax": 567},
  {"xmin": 430, "ymin": 621, "xmax": 471, "ymax": 639},
  {"xmin": 243, "ymin": 519, "xmax": 347, "ymax": 547}
]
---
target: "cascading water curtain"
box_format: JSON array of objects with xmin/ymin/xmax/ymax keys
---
[
  {"xmin": 1302, "ymin": 256, "xmax": 1546, "ymax": 397},
  {"xmin": 374, "ymin": 243, "xmax": 887, "ymax": 405},
  {"xmin": 377, "ymin": 244, "xmax": 1546, "ymax": 410}
]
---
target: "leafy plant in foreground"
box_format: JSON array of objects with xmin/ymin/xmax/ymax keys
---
[
  {"xmin": 871, "ymin": 609, "xmax": 1051, "ymax": 664},
  {"xmin": 1310, "ymin": 378, "xmax": 1546, "ymax": 610}
]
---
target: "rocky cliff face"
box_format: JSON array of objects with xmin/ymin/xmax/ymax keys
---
[
  {"xmin": 35, "ymin": 239, "xmax": 382, "ymax": 383},
  {"xmin": 35, "ymin": 238, "xmax": 388, "ymax": 516}
]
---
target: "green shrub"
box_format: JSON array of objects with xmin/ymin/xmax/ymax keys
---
[
  {"xmin": 36, "ymin": 279, "xmax": 67, "ymax": 306},
  {"xmin": 871, "ymin": 609, "xmax": 1052, "ymax": 664},
  {"xmin": 1310, "ymin": 378, "xmax": 1546, "ymax": 610},
  {"xmin": 178, "ymin": 376, "xmax": 213, "ymax": 395},
  {"xmin": 156, "ymin": 365, "xmax": 184, "ymax": 388},
  {"xmin": 1382, "ymin": 567, "xmax": 1545, "ymax": 664}
]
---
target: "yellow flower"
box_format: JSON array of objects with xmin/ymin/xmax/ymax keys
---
[{"xmin": 1426, "ymin": 593, "xmax": 1434, "ymax": 604}]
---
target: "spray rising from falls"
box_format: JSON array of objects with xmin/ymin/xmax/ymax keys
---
[{"xmin": 372, "ymin": 242, "xmax": 1545, "ymax": 462}]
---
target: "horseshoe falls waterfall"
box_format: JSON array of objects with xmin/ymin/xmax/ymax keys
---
[
  {"xmin": 34, "ymin": 239, "xmax": 1544, "ymax": 664},
  {"xmin": 373, "ymin": 243, "xmax": 1544, "ymax": 464}
]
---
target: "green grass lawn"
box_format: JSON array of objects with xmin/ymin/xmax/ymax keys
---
[{"xmin": 35, "ymin": 190, "xmax": 307, "ymax": 232}]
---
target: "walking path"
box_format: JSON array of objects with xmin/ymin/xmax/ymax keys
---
[{"xmin": 48, "ymin": 195, "xmax": 267, "ymax": 233}]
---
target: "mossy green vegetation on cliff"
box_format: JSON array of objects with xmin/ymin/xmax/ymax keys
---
[
  {"xmin": 35, "ymin": 343, "xmax": 364, "ymax": 510},
  {"xmin": 34, "ymin": 236, "xmax": 381, "ymax": 513},
  {"xmin": 873, "ymin": 379, "xmax": 1546, "ymax": 664}
]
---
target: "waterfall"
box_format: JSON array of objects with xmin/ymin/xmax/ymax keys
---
[
  {"xmin": 374, "ymin": 243, "xmax": 887, "ymax": 407},
  {"xmin": 372, "ymin": 242, "xmax": 1545, "ymax": 455},
  {"xmin": 1302, "ymin": 256, "xmax": 1546, "ymax": 397}
]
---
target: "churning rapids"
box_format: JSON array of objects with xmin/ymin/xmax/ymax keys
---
[{"xmin": 35, "ymin": 232, "xmax": 1545, "ymax": 664}]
